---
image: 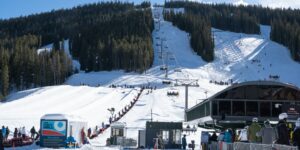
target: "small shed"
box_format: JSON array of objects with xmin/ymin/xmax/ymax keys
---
[
  {"xmin": 110, "ymin": 122, "xmax": 126, "ymax": 145},
  {"xmin": 145, "ymin": 121, "xmax": 182, "ymax": 149},
  {"xmin": 40, "ymin": 114, "xmax": 87, "ymax": 148}
]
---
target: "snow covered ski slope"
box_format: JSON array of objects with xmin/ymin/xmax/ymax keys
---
[{"xmin": 1, "ymin": 6, "xmax": 300, "ymax": 150}]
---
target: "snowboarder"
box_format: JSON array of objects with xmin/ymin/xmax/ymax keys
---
[
  {"xmin": 182, "ymin": 134, "xmax": 187, "ymax": 149},
  {"xmin": 30, "ymin": 126, "xmax": 36, "ymax": 139}
]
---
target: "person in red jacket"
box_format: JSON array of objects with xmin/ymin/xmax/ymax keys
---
[{"xmin": 80, "ymin": 128, "xmax": 86, "ymax": 144}]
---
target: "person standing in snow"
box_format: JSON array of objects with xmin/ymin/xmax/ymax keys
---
[
  {"xmin": 5, "ymin": 127, "xmax": 9, "ymax": 141},
  {"xmin": 1, "ymin": 126, "xmax": 6, "ymax": 140},
  {"xmin": 292, "ymin": 118, "xmax": 300, "ymax": 149},
  {"xmin": 257, "ymin": 120, "xmax": 277, "ymax": 144},
  {"xmin": 87, "ymin": 128, "xmax": 91, "ymax": 138},
  {"xmin": 109, "ymin": 117, "xmax": 112, "ymax": 124},
  {"xmin": 21, "ymin": 126, "xmax": 26, "ymax": 139},
  {"xmin": 80, "ymin": 128, "xmax": 86, "ymax": 144},
  {"xmin": 13, "ymin": 128, "xmax": 18, "ymax": 138},
  {"xmin": 248, "ymin": 117, "xmax": 261, "ymax": 143},
  {"xmin": 30, "ymin": 126, "xmax": 36, "ymax": 139},
  {"xmin": 182, "ymin": 134, "xmax": 187, "ymax": 149},
  {"xmin": 275, "ymin": 113, "xmax": 290, "ymax": 145}
]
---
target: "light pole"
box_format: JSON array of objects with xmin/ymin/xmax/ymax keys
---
[{"xmin": 107, "ymin": 107, "xmax": 115, "ymax": 122}]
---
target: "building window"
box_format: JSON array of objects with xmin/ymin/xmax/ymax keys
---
[
  {"xmin": 172, "ymin": 130, "xmax": 181, "ymax": 144},
  {"xmin": 232, "ymin": 101, "xmax": 245, "ymax": 116},
  {"xmin": 246, "ymin": 101, "xmax": 258, "ymax": 116},
  {"xmin": 205, "ymin": 102, "xmax": 210, "ymax": 116},
  {"xmin": 212, "ymin": 101, "xmax": 218, "ymax": 116},
  {"xmin": 162, "ymin": 130, "xmax": 169, "ymax": 144},
  {"xmin": 219, "ymin": 101, "xmax": 231, "ymax": 116},
  {"xmin": 112, "ymin": 128, "xmax": 124, "ymax": 136},
  {"xmin": 260, "ymin": 102, "xmax": 271, "ymax": 117}
]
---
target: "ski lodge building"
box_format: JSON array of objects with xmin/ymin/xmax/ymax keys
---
[{"xmin": 186, "ymin": 81, "xmax": 300, "ymax": 128}]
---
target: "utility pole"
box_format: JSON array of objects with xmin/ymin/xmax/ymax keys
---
[
  {"xmin": 165, "ymin": 52, "xmax": 169, "ymax": 78},
  {"xmin": 160, "ymin": 39, "xmax": 164, "ymax": 59},
  {"xmin": 151, "ymin": 109, "xmax": 152, "ymax": 122}
]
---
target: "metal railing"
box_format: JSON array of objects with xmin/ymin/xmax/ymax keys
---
[{"xmin": 208, "ymin": 142, "xmax": 298, "ymax": 150}]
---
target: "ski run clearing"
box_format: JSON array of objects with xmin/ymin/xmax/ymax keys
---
[{"xmin": 1, "ymin": 7, "xmax": 300, "ymax": 150}]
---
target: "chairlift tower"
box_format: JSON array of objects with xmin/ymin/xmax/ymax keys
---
[{"xmin": 175, "ymin": 79, "xmax": 199, "ymax": 121}]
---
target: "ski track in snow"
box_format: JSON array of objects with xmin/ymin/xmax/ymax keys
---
[{"xmin": 2, "ymin": 7, "xmax": 300, "ymax": 150}]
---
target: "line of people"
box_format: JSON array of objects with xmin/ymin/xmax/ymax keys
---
[
  {"xmin": 109, "ymin": 88, "xmax": 144, "ymax": 124},
  {"xmin": 109, "ymin": 84, "xmax": 156, "ymax": 90},
  {"xmin": 210, "ymin": 113, "xmax": 300, "ymax": 149}
]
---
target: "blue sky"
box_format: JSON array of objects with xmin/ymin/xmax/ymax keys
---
[
  {"xmin": 1, "ymin": 0, "xmax": 298, "ymax": 19},
  {"xmin": 0, "ymin": 0, "xmax": 107, "ymax": 19}
]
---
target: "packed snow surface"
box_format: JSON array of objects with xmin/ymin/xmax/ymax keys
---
[{"xmin": 1, "ymin": 7, "xmax": 300, "ymax": 150}]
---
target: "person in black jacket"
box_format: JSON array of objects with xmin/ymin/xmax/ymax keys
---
[
  {"xmin": 292, "ymin": 118, "xmax": 300, "ymax": 149},
  {"xmin": 276, "ymin": 113, "xmax": 290, "ymax": 145},
  {"xmin": 182, "ymin": 134, "xmax": 187, "ymax": 149},
  {"xmin": 209, "ymin": 132, "xmax": 218, "ymax": 142},
  {"xmin": 30, "ymin": 126, "xmax": 36, "ymax": 139}
]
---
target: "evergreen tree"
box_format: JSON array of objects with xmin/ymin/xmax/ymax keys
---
[{"xmin": 1, "ymin": 50, "xmax": 9, "ymax": 98}]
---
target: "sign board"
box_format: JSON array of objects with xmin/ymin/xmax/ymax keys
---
[
  {"xmin": 201, "ymin": 131, "xmax": 209, "ymax": 143},
  {"xmin": 282, "ymin": 104, "xmax": 300, "ymax": 119},
  {"xmin": 40, "ymin": 120, "xmax": 67, "ymax": 147}
]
